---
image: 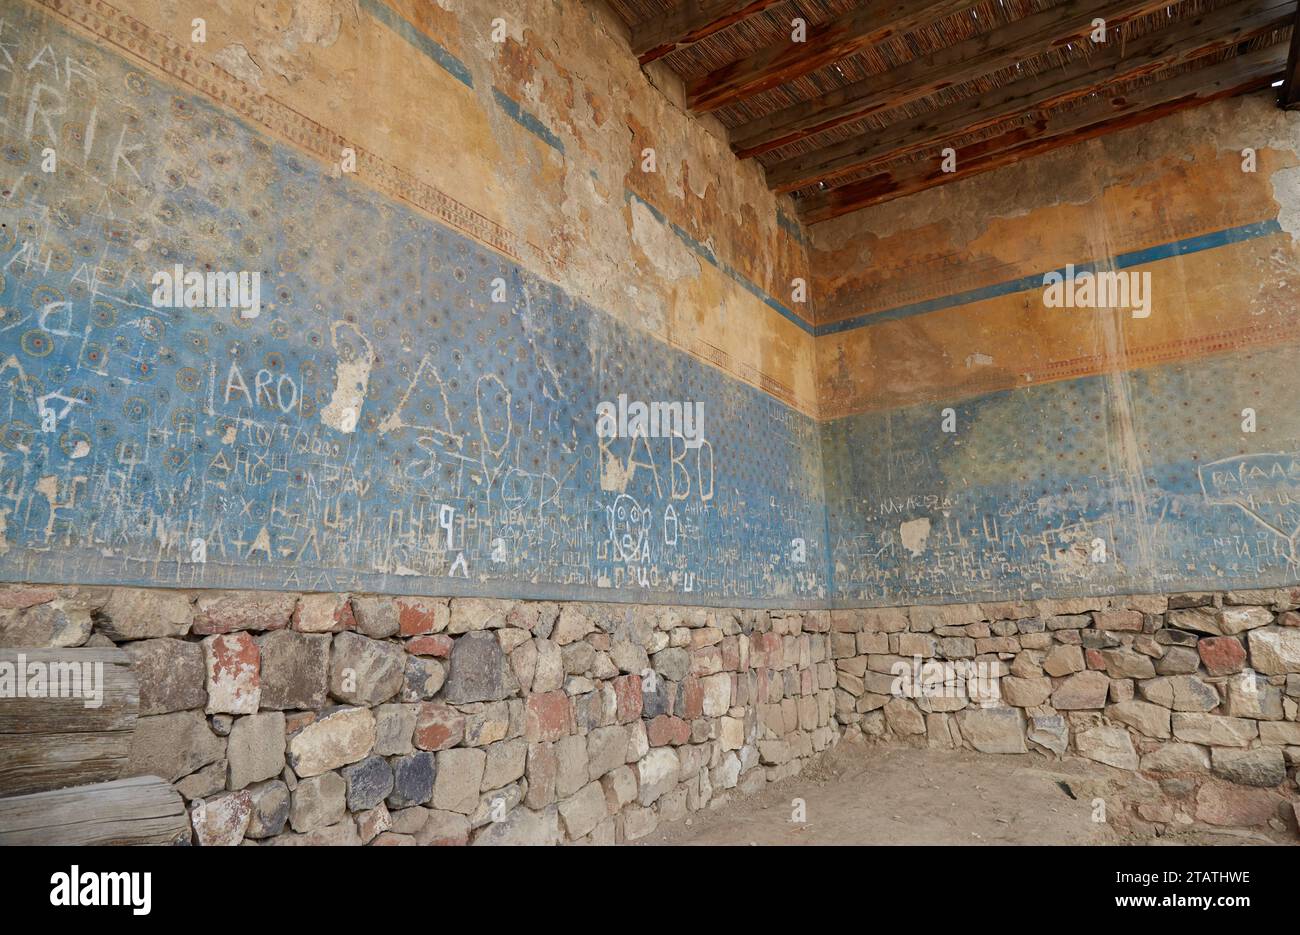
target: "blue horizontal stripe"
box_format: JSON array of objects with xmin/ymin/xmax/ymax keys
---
[
  {"xmin": 816, "ymin": 219, "xmax": 1284, "ymax": 337},
  {"xmin": 361, "ymin": 0, "xmax": 474, "ymax": 89}
]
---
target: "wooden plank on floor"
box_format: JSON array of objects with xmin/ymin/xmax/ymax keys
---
[
  {"xmin": 0, "ymin": 775, "xmax": 188, "ymax": 846},
  {"xmin": 0, "ymin": 648, "xmax": 138, "ymax": 796}
]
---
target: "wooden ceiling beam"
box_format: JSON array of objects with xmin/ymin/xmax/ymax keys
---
[
  {"xmin": 631, "ymin": 0, "xmax": 785, "ymax": 66},
  {"xmin": 767, "ymin": 0, "xmax": 1296, "ymax": 192},
  {"xmin": 685, "ymin": 0, "xmax": 986, "ymax": 113},
  {"xmin": 797, "ymin": 42, "xmax": 1288, "ymax": 223},
  {"xmin": 731, "ymin": 0, "xmax": 1173, "ymax": 158},
  {"xmin": 1280, "ymin": 2, "xmax": 1300, "ymax": 107}
]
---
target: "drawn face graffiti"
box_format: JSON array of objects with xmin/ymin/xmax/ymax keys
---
[{"xmin": 607, "ymin": 494, "xmax": 650, "ymax": 562}]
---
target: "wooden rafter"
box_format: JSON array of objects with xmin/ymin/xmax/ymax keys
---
[
  {"xmin": 632, "ymin": 0, "xmax": 785, "ymax": 65},
  {"xmin": 730, "ymin": 0, "xmax": 1174, "ymax": 159},
  {"xmin": 685, "ymin": 0, "xmax": 987, "ymax": 113},
  {"xmin": 1281, "ymin": 1, "xmax": 1300, "ymax": 107},
  {"xmin": 797, "ymin": 42, "xmax": 1289, "ymax": 223},
  {"xmin": 768, "ymin": 0, "xmax": 1296, "ymax": 192}
]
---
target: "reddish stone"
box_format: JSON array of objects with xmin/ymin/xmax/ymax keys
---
[
  {"xmin": 1198, "ymin": 636, "xmax": 1247, "ymax": 676},
  {"xmin": 406, "ymin": 634, "xmax": 454, "ymax": 657},
  {"xmin": 414, "ymin": 702, "xmax": 465, "ymax": 751},
  {"xmin": 800, "ymin": 667, "xmax": 814, "ymax": 695},
  {"xmin": 195, "ymin": 592, "xmax": 297, "ymax": 634},
  {"xmin": 1085, "ymin": 648, "xmax": 1106, "ymax": 670},
  {"xmin": 1195, "ymin": 780, "xmax": 1282, "ymax": 827},
  {"xmin": 612, "ymin": 674, "xmax": 643, "ymax": 724},
  {"xmin": 1277, "ymin": 611, "xmax": 1300, "ymax": 628},
  {"xmin": 0, "ymin": 587, "xmax": 57, "ymax": 610},
  {"xmin": 291, "ymin": 594, "xmax": 354, "ymax": 633},
  {"xmin": 525, "ymin": 690, "xmax": 574, "ymax": 742},
  {"xmin": 646, "ymin": 715, "xmax": 691, "ymax": 746},
  {"xmin": 285, "ymin": 711, "xmax": 317, "ymax": 733},
  {"xmin": 753, "ymin": 633, "xmax": 783, "ymax": 667},
  {"xmin": 720, "ymin": 636, "xmax": 740, "ymax": 671},
  {"xmin": 397, "ymin": 598, "xmax": 443, "ymax": 636},
  {"xmin": 677, "ymin": 677, "xmax": 704, "ymax": 720},
  {"xmin": 203, "ymin": 632, "xmax": 260, "ymax": 714}
]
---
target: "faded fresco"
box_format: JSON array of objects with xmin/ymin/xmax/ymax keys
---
[
  {"xmin": 815, "ymin": 95, "xmax": 1300, "ymax": 606},
  {"xmin": 0, "ymin": 4, "xmax": 826, "ymax": 606}
]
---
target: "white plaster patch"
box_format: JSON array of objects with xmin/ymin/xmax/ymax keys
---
[
  {"xmin": 1271, "ymin": 164, "xmax": 1300, "ymax": 243},
  {"xmin": 965, "ymin": 352, "xmax": 992, "ymax": 368},
  {"xmin": 213, "ymin": 43, "xmax": 264, "ymax": 90},
  {"xmin": 320, "ymin": 322, "xmax": 373, "ymax": 434},
  {"xmin": 629, "ymin": 199, "xmax": 700, "ymax": 282},
  {"xmin": 899, "ymin": 517, "xmax": 931, "ymax": 557}
]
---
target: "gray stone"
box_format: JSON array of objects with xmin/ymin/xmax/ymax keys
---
[
  {"xmin": 471, "ymin": 805, "xmax": 560, "ymax": 845},
  {"xmin": 124, "ymin": 638, "xmax": 207, "ymax": 714},
  {"xmin": 558, "ymin": 781, "xmax": 608, "ymax": 840},
  {"xmin": 554, "ymin": 733, "xmax": 589, "ymax": 798},
  {"xmin": 175, "ymin": 760, "xmax": 227, "ymax": 801},
  {"xmin": 1153, "ymin": 645, "xmax": 1200, "ymax": 675},
  {"xmin": 227, "ymin": 711, "xmax": 286, "ymax": 790},
  {"xmin": 1105, "ymin": 700, "xmax": 1171, "ymax": 739},
  {"xmin": 328, "ymin": 631, "xmax": 404, "ymax": 705},
  {"xmin": 1075, "ymin": 726, "xmax": 1138, "ymax": 770},
  {"xmin": 651, "ymin": 647, "xmax": 690, "ymax": 681},
  {"xmin": 433, "ymin": 747, "xmax": 487, "ymax": 814},
  {"xmin": 245, "ymin": 779, "xmax": 290, "ymax": 839},
  {"xmin": 1166, "ymin": 675, "xmax": 1221, "ymax": 712},
  {"xmin": 388, "ymin": 751, "xmax": 438, "ymax": 808},
  {"xmin": 1027, "ymin": 715, "xmax": 1068, "ymax": 756},
  {"xmin": 373, "ymin": 703, "xmax": 417, "ymax": 756},
  {"xmin": 586, "ymin": 725, "xmax": 628, "ymax": 780},
  {"xmin": 1171, "ymin": 713, "xmax": 1257, "ymax": 747},
  {"xmin": 1051, "ymin": 671, "xmax": 1110, "ymax": 709},
  {"xmin": 482, "ymin": 738, "xmax": 528, "ymax": 790},
  {"xmin": 98, "ymin": 589, "xmax": 192, "ymax": 640},
  {"xmin": 1211, "ymin": 747, "xmax": 1287, "ymax": 787},
  {"xmin": 256, "ymin": 630, "xmax": 330, "ymax": 710},
  {"xmin": 350, "ymin": 597, "xmax": 400, "ymax": 638},
  {"xmin": 958, "ymin": 706, "xmax": 1026, "ymax": 753},
  {"xmin": 401, "ymin": 656, "xmax": 446, "ymax": 701},
  {"xmin": 289, "ymin": 771, "xmax": 346, "ymax": 832},
  {"xmin": 443, "ymin": 631, "xmax": 517, "ymax": 703},
  {"xmin": 1222, "ymin": 673, "xmax": 1284, "ymax": 720},
  {"xmin": 0, "ymin": 602, "xmax": 93, "ymax": 648},
  {"xmin": 341, "ymin": 754, "xmax": 394, "ymax": 811},
  {"xmin": 1140, "ymin": 743, "xmax": 1210, "ymax": 772},
  {"xmin": 126, "ymin": 710, "xmax": 225, "ymax": 782}
]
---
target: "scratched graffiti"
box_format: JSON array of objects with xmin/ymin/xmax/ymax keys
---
[
  {"xmin": 0, "ymin": 7, "xmax": 826, "ymax": 606},
  {"xmin": 824, "ymin": 347, "xmax": 1300, "ymax": 606}
]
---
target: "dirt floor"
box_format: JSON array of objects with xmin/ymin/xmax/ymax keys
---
[{"xmin": 648, "ymin": 739, "xmax": 1286, "ymax": 846}]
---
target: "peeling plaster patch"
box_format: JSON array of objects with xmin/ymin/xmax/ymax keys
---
[
  {"xmin": 213, "ymin": 43, "xmax": 264, "ymax": 90},
  {"xmin": 1271, "ymin": 164, "xmax": 1300, "ymax": 242},
  {"xmin": 630, "ymin": 198, "xmax": 700, "ymax": 282},
  {"xmin": 900, "ymin": 517, "xmax": 931, "ymax": 557},
  {"xmin": 965, "ymin": 352, "xmax": 993, "ymax": 368},
  {"xmin": 320, "ymin": 322, "xmax": 374, "ymax": 434}
]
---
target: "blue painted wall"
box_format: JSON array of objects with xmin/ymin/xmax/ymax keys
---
[
  {"xmin": 0, "ymin": 5, "xmax": 826, "ymax": 606},
  {"xmin": 823, "ymin": 344, "xmax": 1300, "ymax": 606}
]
